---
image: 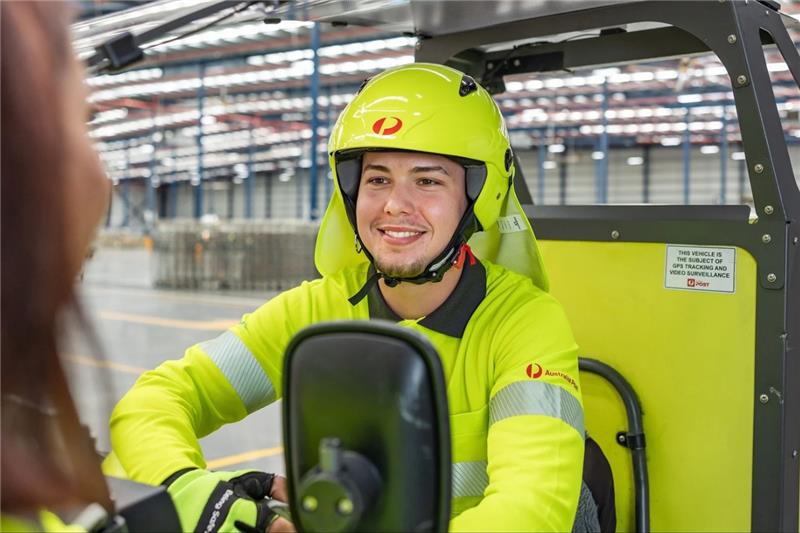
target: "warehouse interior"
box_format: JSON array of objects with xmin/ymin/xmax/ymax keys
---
[
  {"xmin": 60, "ymin": 0, "xmax": 800, "ymax": 502},
  {"xmin": 75, "ymin": 0, "xmax": 800, "ymax": 229}
]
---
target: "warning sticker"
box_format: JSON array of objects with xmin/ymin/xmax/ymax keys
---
[{"xmin": 664, "ymin": 245, "xmax": 736, "ymax": 294}]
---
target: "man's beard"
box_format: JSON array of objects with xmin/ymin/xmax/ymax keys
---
[{"xmin": 375, "ymin": 257, "xmax": 427, "ymax": 279}]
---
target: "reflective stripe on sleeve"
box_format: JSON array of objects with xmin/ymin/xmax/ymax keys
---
[
  {"xmin": 490, "ymin": 380, "xmax": 584, "ymax": 436},
  {"xmin": 200, "ymin": 331, "xmax": 275, "ymax": 413},
  {"xmin": 451, "ymin": 461, "xmax": 489, "ymax": 499}
]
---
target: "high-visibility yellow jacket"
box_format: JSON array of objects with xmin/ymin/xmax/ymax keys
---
[
  {"xmin": 1, "ymin": 511, "xmax": 88, "ymax": 532},
  {"xmin": 110, "ymin": 259, "xmax": 584, "ymax": 531}
]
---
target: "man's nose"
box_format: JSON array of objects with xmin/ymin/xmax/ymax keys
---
[{"xmin": 383, "ymin": 183, "xmax": 414, "ymax": 215}]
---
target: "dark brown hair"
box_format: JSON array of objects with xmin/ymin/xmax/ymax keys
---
[{"xmin": 1, "ymin": 1, "xmax": 111, "ymax": 514}]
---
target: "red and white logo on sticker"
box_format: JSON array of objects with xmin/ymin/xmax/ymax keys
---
[{"xmin": 372, "ymin": 116, "xmax": 403, "ymax": 135}]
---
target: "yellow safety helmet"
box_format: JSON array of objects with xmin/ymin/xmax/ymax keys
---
[{"xmin": 316, "ymin": 63, "xmax": 548, "ymax": 301}]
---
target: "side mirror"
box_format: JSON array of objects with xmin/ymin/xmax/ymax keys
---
[{"xmin": 282, "ymin": 320, "xmax": 451, "ymax": 532}]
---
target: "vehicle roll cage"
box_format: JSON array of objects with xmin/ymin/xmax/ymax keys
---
[{"xmin": 417, "ymin": 0, "xmax": 800, "ymax": 223}]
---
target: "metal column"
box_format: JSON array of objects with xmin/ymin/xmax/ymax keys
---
[
  {"xmin": 537, "ymin": 142, "xmax": 546, "ymax": 204},
  {"xmin": 559, "ymin": 146, "xmax": 568, "ymax": 205},
  {"xmin": 167, "ymin": 183, "xmax": 176, "ymax": 218},
  {"xmin": 246, "ymin": 122, "xmax": 254, "ymax": 218},
  {"xmin": 265, "ymin": 172, "xmax": 272, "ymax": 219},
  {"xmin": 738, "ymin": 143, "xmax": 747, "ymax": 203},
  {"xmin": 145, "ymin": 160, "xmax": 156, "ymax": 234},
  {"xmin": 105, "ymin": 182, "xmax": 113, "ymax": 227},
  {"xmin": 596, "ymin": 80, "xmax": 609, "ymax": 203},
  {"xmin": 325, "ymin": 85, "xmax": 334, "ymax": 203},
  {"xmin": 227, "ymin": 179, "xmax": 234, "ymax": 219},
  {"xmin": 145, "ymin": 102, "xmax": 159, "ymax": 234},
  {"xmin": 194, "ymin": 62, "xmax": 206, "ymax": 219},
  {"xmin": 169, "ymin": 146, "xmax": 178, "ymax": 218},
  {"xmin": 683, "ymin": 107, "xmax": 691, "ymax": 205},
  {"xmin": 720, "ymin": 106, "xmax": 728, "ymax": 205},
  {"xmin": 122, "ymin": 140, "xmax": 131, "ymax": 227},
  {"xmin": 643, "ymin": 144, "xmax": 651, "ymax": 203},
  {"xmin": 309, "ymin": 22, "xmax": 321, "ymax": 220},
  {"xmin": 120, "ymin": 182, "xmax": 130, "ymax": 227},
  {"xmin": 296, "ymin": 167, "xmax": 303, "ymax": 218}
]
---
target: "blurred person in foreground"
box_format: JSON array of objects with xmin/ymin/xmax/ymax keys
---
[
  {"xmin": 108, "ymin": 63, "xmax": 585, "ymax": 531},
  {"xmin": 1, "ymin": 2, "xmax": 112, "ymax": 530},
  {"xmin": 1, "ymin": 3, "xmax": 295, "ymax": 532}
]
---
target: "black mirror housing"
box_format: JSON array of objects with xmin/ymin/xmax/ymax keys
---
[{"xmin": 283, "ymin": 320, "xmax": 451, "ymax": 532}]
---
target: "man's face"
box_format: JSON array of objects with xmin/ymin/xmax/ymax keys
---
[{"xmin": 355, "ymin": 151, "xmax": 467, "ymax": 278}]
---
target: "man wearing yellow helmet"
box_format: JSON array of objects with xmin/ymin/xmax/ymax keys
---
[{"xmin": 108, "ymin": 63, "xmax": 584, "ymax": 532}]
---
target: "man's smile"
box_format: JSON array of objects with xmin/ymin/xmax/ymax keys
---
[{"xmin": 376, "ymin": 225, "xmax": 427, "ymax": 245}]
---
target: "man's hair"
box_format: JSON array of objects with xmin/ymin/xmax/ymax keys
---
[{"xmin": 1, "ymin": 1, "xmax": 111, "ymax": 514}]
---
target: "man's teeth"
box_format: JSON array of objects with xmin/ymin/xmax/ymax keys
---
[{"xmin": 384, "ymin": 230, "xmax": 421, "ymax": 238}]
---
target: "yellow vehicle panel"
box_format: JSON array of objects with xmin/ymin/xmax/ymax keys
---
[{"xmin": 539, "ymin": 240, "xmax": 757, "ymax": 532}]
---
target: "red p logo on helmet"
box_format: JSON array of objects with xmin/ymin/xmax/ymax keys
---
[{"xmin": 372, "ymin": 116, "xmax": 403, "ymax": 135}]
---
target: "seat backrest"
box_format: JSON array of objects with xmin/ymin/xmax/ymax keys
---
[
  {"xmin": 574, "ymin": 435, "xmax": 617, "ymax": 533},
  {"xmin": 583, "ymin": 436, "xmax": 616, "ymax": 532}
]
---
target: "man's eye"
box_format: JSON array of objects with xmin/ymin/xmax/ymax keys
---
[
  {"xmin": 366, "ymin": 176, "xmax": 388, "ymax": 185},
  {"xmin": 418, "ymin": 178, "xmax": 440, "ymax": 186}
]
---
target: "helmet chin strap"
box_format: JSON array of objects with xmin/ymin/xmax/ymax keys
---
[{"xmin": 347, "ymin": 206, "xmax": 478, "ymax": 306}]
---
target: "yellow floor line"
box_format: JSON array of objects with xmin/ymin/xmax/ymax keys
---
[
  {"xmin": 66, "ymin": 353, "xmax": 147, "ymax": 376},
  {"xmin": 206, "ymin": 446, "xmax": 284, "ymax": 469},
  {"xmin": 97, "ymin": 310, "xmax": 238, "ymax": 331},
  {"xmin": 83, "ymin": 285, "xmax": 270, "ymax": 308}
]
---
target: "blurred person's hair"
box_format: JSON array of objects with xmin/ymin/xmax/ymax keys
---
[{"xmin": 1, "ymin": 1, "xmax": 111, "ymax": 514}]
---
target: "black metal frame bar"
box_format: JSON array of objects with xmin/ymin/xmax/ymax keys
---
[
  {"xmin": 416, "ymin": 2, "xmax": 800, "ymax": 530},
  {"xmin": 579, "ymin": 357, "xmax": 649, "ymax": 533}
]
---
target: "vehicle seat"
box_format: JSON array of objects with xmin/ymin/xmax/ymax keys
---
[{"xmin": 573, "ymin": 435, "xmax": 616, "ymax": 533}]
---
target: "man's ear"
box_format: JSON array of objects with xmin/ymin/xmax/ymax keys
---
[
  {"xmin": 336, "ymin": 157, "xmax": 361, "ymax": 199},
  {"xmin": 465, "ymin": 165, "xmax": 487, "ymax": 201}
]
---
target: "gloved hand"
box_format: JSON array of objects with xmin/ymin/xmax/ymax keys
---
[{"xmin": 165, "ymin": 468, "xmax": 281, "ymax": 533}]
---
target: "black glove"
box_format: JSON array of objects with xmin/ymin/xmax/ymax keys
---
[{"xmin": 164, "ymin": 468, "xmax": 278, "ymax": 533}]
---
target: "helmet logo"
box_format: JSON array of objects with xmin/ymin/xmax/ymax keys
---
[{"xmin": 372, "ymin": 116, "xmax": 403, "ymax": 136}]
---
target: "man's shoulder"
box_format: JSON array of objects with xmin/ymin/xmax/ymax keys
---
[
  {"xmin": 241, "ymin": 263, "xmax": 368, "ymax": 330},
  {"xmin": 472, "ymin": 261, "xmax": 576, "ymax": 351},
  {"xmin": 482, "ymin": 260, "xmax": 544, "ymax": 299},
  {"xmin": 287, "ymin": 262, "xmax": 369, "ymax": 300},
  {"xmin": 477, "ymin": 259, "xmax": 564, "ymax": 320}
]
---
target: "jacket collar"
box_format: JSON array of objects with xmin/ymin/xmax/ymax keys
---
[{"xmin": 367, "ymin": 259, "xmax": 486, "ymax": 338}]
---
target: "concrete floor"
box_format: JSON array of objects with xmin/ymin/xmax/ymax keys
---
[{"xmin": 69, "ymin": 247, "xmax": 286, "ymax": 476}]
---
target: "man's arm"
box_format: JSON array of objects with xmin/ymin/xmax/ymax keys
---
[
  {"xmin": 450, "ymin": 295, "xmax": 584, "ymax": 532},
  {"xmin": 109, "ymin": 343, "xmax": 256, "ymax": 485},
  {"xmin": 109, "ymin": 284, "xmax": 308, "ymax": 485}
]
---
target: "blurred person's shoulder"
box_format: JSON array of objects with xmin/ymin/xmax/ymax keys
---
[{"xmin": 2, "ymin": 510, "xmax": 86, "ymax": 532}]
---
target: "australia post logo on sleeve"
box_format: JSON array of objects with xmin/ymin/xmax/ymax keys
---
[{"xmin": 526, "ymin": 362, "xmax": 578, "ymax": 391}]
